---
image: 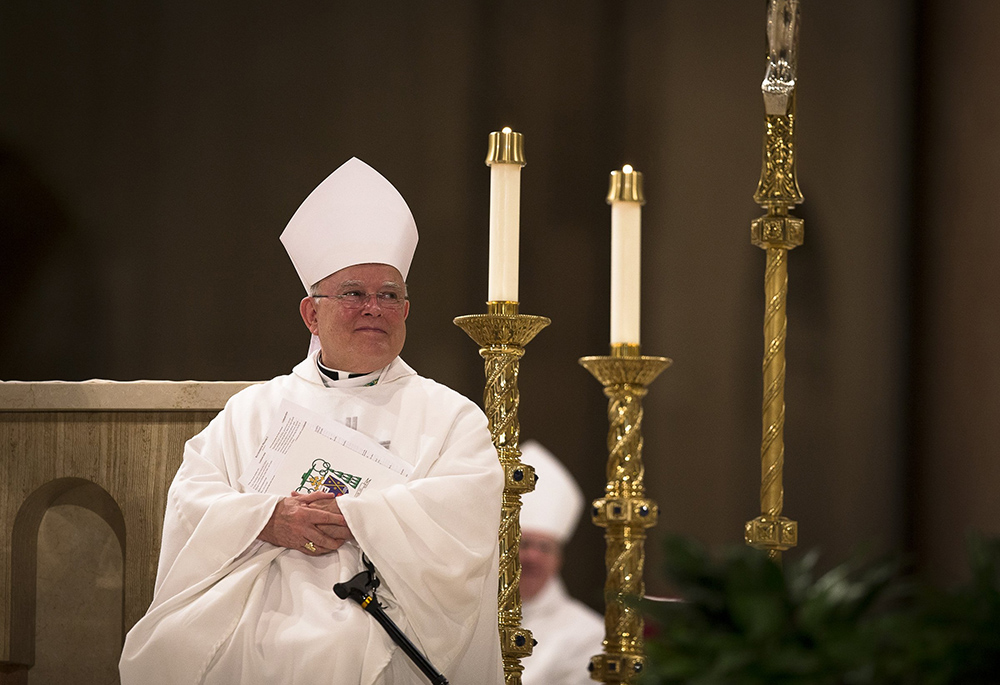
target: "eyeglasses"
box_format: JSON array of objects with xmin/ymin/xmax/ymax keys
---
[
  {"xmin": 520, "ymin": 537, "xmax": 561, "ymax": 555},
  {"xmin": 311, "ymin": 290, "xmax": 407, "ymax": 310}
]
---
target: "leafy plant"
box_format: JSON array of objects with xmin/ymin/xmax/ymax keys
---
[{"xmin": 640, "ymin": 535, "xmax": 1000, "ymax": 685}]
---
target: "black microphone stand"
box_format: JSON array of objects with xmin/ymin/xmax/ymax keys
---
[{"xmin": 334, "ymin": 557, "xmax": 449, "ymax": 685}]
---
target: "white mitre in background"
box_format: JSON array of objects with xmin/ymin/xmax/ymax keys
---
[{"xmin": 519, "ymin": 440, "xmax": 586, "ymax": 544}]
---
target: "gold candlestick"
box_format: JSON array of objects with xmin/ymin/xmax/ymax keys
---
[
  {"xmin": 579, "ymin": 343, "xmax": 671, "ymax": 684},
  {"xmin": 455, "ymin": 301, "xmax": 550, "ymax": 685},
  {"xmin": 745, "ymin": 0, "xmax": 802, "ymax": 562}
]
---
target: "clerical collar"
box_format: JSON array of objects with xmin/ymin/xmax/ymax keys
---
[{"xmin": 316, "ymin": 357, "xmax": 383, "ymax": 388}]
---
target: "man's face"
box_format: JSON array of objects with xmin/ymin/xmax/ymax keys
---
[
  {"xmin": 519, "ymin": 531, "xmax": 563, "ymax": 601},
  {"xmin": 299, "ymin": 263, "xmax": 409, "ymax": 374}
]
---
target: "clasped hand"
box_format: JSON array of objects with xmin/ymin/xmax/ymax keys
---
[{"xmin": 257, "ymin": 491, "xmax": 354, "ymax": 556}]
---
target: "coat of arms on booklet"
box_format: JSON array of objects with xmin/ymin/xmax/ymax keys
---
[
  {"xmin": 238, "ymin": 399, "xmax": 411, "ymax": 497},
  {"xmin": 298, "ymin": 459, "xmax": 361, "ymax": 496}
]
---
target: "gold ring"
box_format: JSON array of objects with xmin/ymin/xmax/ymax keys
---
[{"xmin": 304, "ymin": 541, "xmax": 317, "ymax": 553}]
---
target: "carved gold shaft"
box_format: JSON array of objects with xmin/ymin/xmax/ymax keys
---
[
  {"xmin": 454, "ymin": 301, "xmax": 550, "ymax": 685},
  {"xmin": 597, "ymin": 382, "xmax": 650, "ymax": 681},
  {"xmin": 760, "ymin": 246, "xmax": 788, "ymax": 521},
  {"xmin": 580, "ymin": 346, "xmax": 670, "ymax": 684},
  {"xmin": 745, "ymin": 1, "xmax": 803, "ymax": 561},
  {"xmin": 746, "ymin": 174, "xmax": 802, "ymax": 560},
  {"xmin": 485, "ymin": 342, "xmax": 527, "ymax": 635}
]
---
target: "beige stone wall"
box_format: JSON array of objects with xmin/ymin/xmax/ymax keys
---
[
  {"xmin": 31, "ymin": 506, "xmax": 122, "ymax": 685},
  {"xmin": 0, "ymin": 381, "xmax": 253, "ymax": 684}
]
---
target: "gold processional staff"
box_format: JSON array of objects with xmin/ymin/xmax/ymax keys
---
[{"xmin": 744, "ymin": 0, "xmax": 803, "ymax": 563}]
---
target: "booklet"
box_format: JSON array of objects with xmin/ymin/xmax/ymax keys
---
[{"xmin": 239, "ymin": 399, "xmax": 410, "ymax": 498}]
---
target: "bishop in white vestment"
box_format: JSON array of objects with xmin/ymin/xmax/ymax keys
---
[
  {"xmin": 120, "ymin": 158, "xmax": 505, "ymax": 685},
  {"xmin": 518, "ymin": 441, "xmax": 604, "ymax": 685}
]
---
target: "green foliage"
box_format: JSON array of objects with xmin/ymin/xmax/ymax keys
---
[{"xmin": 640, "ymin": 535, "xmax": 1000, "ymax": 685}]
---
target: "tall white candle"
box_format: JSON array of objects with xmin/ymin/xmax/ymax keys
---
[
  {"xmin": 608, "ymin": 165, "xmax": 644, "ymax": 345},
  {"xmin": 486, "ymin": 127, "xmax": 525, "ymax": 302}
]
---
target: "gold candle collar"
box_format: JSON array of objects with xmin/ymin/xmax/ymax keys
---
[
  {"xmin": 609, "ymin": 342, "xmax": 641, "ymax": 358},
  {"xmin": 607, "ymin": 165, "xmax": 645, "ymax": 204},
  {"xmin": 487, "ymin": 127, "xmax": 526, "ymax": 166}
]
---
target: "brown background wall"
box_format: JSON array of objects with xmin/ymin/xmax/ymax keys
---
[{"xmin": 1, "ymin": 0, "xmax": 997, "ymax": 618}]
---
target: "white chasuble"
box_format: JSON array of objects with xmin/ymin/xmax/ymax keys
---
[
  {"xmin": 521, "ymin": 578, "xmax": 605, "ymax": 685},
  {"xmin": 120, "ymin": 353, "xmax": 504, "ymax": 685}
]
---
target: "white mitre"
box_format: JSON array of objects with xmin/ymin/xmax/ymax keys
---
[
  {"xmin": 519, "ymin": 440, "xmax": 586, "ymax": 545},
  {"xmin": 280, "ymin": 157, "xmax": 419, "ymax": 291}
]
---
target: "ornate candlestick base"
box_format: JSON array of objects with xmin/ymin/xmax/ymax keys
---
[
  {"xmin": 454, "ymin": 301, "xmax": 550, "ymax": 685},
  {"xmin": 579, "ymin": 343, "xmax": 671, "ymax": 684}
]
